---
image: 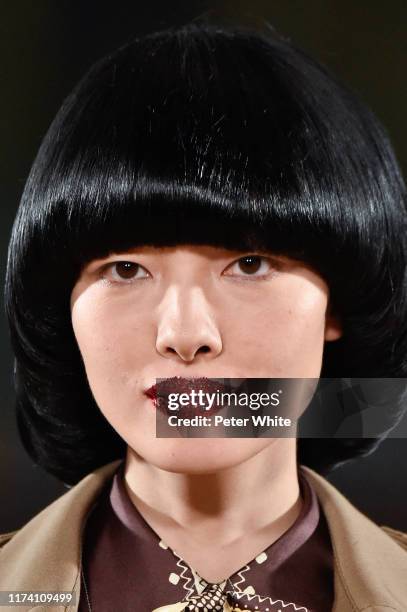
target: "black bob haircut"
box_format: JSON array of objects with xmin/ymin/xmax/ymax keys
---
[{"xmin": 4, "ymin": 22, "xmax": 407, "ymax": 485}]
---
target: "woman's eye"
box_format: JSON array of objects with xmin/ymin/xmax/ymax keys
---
[
  {"xmin": 224, "ymin": 255, "xmax": 275, "ymax": 278},
  {"xmin": 103, "ymin": 261, "xmax": 150, "ymax": 283}
]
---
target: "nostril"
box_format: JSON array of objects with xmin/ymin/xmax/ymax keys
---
[{"xmin": 198, "ymin": 346, "xmax": 211, "ymax": 353}]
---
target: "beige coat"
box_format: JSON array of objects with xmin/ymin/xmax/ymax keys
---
[{"xmin": 0, "ymin": 460, "xmax": 406, "ymax": 612}]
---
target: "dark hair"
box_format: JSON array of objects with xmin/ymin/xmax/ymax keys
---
[{"xmin": 4, "ymin": 22, "xmax": 407, "ymax": 484}]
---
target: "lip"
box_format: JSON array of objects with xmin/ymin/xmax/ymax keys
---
[{"xmin": 144, "ymin": 376, "xmax": 243, "ymax": 417}]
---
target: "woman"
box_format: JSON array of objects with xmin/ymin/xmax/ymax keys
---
[{"xmin": 1, "ymin": 21, "xmax": 407, "ymax": 612}]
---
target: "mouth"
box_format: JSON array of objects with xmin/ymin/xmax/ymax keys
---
[{"xmin": 144, "ymin": 376, "xmax": 243, "ymax": 417}]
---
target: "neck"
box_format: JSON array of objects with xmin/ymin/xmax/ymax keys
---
[{"xmin": 123, "ymin": 439, "xmax": 302, "ymax": 546}]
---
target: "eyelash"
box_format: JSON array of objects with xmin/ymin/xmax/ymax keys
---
[{"xmin": 100, "ymin": 255, "xmax": 278, "ymax": 285}]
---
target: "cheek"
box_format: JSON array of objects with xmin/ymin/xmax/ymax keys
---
[
  {"xmin": 232, "ymin": 280, "xmax": 328, "ymax": 376},
  {"xmin": 70, "ymin": 292, "xmax": 147, "ymax": 406}
]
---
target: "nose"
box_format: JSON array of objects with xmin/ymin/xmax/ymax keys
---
[{"xmin": 155, "ymin": 285, "xmax": 223, "ymax": 362}]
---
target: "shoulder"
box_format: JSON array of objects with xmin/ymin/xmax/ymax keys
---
[
  {"xmin": 380, "ymin": 524, "xmax": 407, "ymax": 551},
  {"xmin": 0, "ymin": 459, "xmax": 123, "ymax": 555},
  {"xmin": 0, "ymin": 530, "xmax": 19, "ymax": 549},
  {"xmin": 300, "ymin": 464, "xmax": 407, "ymax": 554}
]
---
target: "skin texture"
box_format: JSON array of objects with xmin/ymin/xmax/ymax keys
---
[{"xmin": 70, "ymin": 244, "xmax": 342, "ymax": 582}]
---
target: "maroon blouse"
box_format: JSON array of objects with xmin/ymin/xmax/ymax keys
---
[{"xmin": 78, "ymin": 461, "xmax": 334, "ymax": 611}]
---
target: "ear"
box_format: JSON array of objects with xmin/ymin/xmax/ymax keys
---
[{"xmin": 324, "ymin": 303, "xmax": 343, "ymax": 341}]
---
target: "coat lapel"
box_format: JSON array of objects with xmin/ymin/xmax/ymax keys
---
[
  {"xmin": 0, "ymin": 459, "xmax": 122, "ymax": 611},
  {"xmin": 301, "ymin": 465, "xmax": 407, "ymax": 611}
]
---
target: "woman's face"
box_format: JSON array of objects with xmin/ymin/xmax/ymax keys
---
[{"xmin": 70, "ymin": 244, "xmax": 342, "ymax": 473}]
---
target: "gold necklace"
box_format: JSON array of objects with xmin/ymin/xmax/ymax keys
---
[{"xmin": 81, "ymin": 564, "xmax": 92, "ymax": 612}]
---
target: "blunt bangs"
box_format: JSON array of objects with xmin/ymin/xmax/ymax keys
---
[{"xmin": 4, "ymin": 22, "xmax": 407, "ymax": 483}]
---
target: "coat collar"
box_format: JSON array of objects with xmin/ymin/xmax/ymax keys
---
[
  {"xmin": 301, "ymin": 465, "xmax": 407, "ymax": 611},
  {"xmin": 1, "ymin": 459, "xmax": 406, "ymax": 612}
]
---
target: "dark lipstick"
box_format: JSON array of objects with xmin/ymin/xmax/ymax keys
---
[{"xmin": 145, "ymin": 376, "xmax": 242, "ymax": 417}]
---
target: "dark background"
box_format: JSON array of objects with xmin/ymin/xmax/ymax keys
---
[{"xmin": 1, "ymin": 1, "xmax": 406, "ymax": 533}]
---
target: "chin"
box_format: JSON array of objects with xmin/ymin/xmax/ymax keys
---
[{"xmin": 137, "ymin": 438, "xmax": 271, "ymax": 474}]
